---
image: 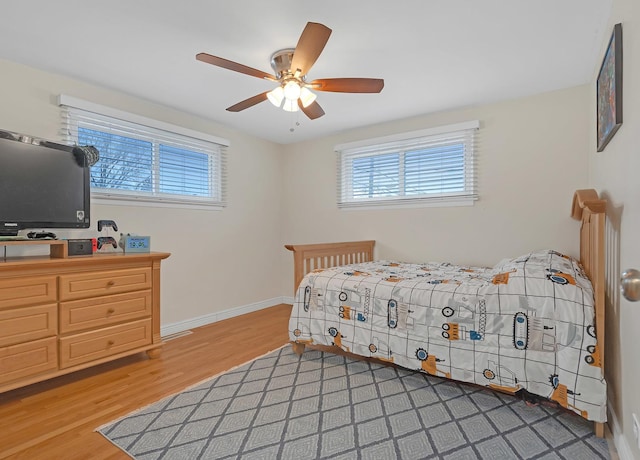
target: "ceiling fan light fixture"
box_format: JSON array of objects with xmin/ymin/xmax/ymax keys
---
[
  {"xmin": 299, "ymin": 87, "xmax": 317, "ymax": 108},
  {"xmin": 283, "ymin": 81, "xmax": 301, "ymax": 101},
  {"xmin": 282, "ymin": 98, "xmax": 299, "ymax": 112},
  {"xmin": 267, "ymin": 86, "xmax": 284, "ymax": 107}
]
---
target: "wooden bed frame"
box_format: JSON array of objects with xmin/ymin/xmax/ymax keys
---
[{"xmin": 286, "ymin": 189, "xmax": 606, "ymax": 436}]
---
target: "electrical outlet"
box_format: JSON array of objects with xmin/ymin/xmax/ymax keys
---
[{"xmin": 633, "ymin": 413, "xmax": 640, "ymax": 450}]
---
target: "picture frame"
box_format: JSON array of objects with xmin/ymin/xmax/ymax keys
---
[{"xmin": 596, "ymin": 23, "xmax": 623, "ymax": 152}]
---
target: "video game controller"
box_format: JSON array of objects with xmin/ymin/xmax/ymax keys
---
[
  {"xmin": 97, "ymin": 220, "xmax": 118, "ymax": 232},
  {"xmin": 26, "ymin": 231, "xmax": 57, "ymax": 239},
  {"xmin": 97, "ymin": 236, "xmax": 118, "ymax": 250}
]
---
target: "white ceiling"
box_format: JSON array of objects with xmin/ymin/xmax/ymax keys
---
[{"xmin": 0, "ymin": 1, "xmax": 612, "ymax": 145}]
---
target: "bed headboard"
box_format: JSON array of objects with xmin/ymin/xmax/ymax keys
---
[
  {"xmin": 571, "ymin": 189, "xmax": 606, "ymax": 372},
  {"xmin": 284, "ymin": 240, "xmax": 375, "ymax": 292}
]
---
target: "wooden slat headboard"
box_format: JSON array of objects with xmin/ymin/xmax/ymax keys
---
[
  {"xmin": 284, "ymin": 240, "xmax": 375, "ymax": 291},
  {"xmin": 570, "ymin": 189, "xmax": 606, "ymax": 370},
  {"xmin": 570, "ymin": 189, "xmax": 607, "ymax": 439}
]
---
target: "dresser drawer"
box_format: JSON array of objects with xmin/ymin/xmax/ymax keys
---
[
  {"xmin": 0, "ymin": 337, "xmax": 58, "ymax": 385},
  {"xmin": 60, "ymin": 290, "xmax": 152, "ymax": 334},
  {"xmin": 59, "ymin": 268, "xmax": 152, "ymax": 301},
  {"xmin": 0, "ymin": 304, "xmax": 57, "ymax": 347},
  {"xmin": 59, "ymin": 319, "xmax": 152, "ymax": 369},
  {"xmin": 0, "ymin": 276, "xmax": 57, "ymax": 310}
]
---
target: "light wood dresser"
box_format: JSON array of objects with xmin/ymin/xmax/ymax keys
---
[{"xmin": 0, "ymin": 247, "xmax": 170, "ymax": 393}]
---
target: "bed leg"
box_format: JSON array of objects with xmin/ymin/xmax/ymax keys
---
[
  {"xmin": 594, "ymin": 421, "xmax": 605, "ymax": 438},
  {"xmin": 291, "ymin": 342, "xmax": 306, "ymax": 356}
]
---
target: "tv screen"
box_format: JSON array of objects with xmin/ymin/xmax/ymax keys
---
[{"xmin": 0, "ymin": 131, "xmax": 90, "ymax": 236}]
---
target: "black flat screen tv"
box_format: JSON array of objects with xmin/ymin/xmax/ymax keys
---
[{"xmin": 0, "ymin": 130, "xmax": 90, "ymax": 237}]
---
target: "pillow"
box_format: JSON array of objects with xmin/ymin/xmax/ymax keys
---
[{"xmin": 492, "ymin": 250, "xmax": 581, "ymax": 272}]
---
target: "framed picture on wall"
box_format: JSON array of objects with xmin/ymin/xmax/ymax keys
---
[{"xmin": 596, "ymin": 23, "xmax": 623, "ymax": 152}]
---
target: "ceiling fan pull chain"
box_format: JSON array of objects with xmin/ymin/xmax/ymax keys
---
[{"xmin": 290, "ymin": 112, "xmax": 301, "ymax": 133}]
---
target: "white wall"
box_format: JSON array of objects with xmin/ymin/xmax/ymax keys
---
[
  {"xmin": 280, "ymin": 85, "xmax": 591, "ymax": 293},
  {"xmin": 588, "ymin": 1, "xmax": 640, "ymax": 457},
  {"xmin": 0, "ymin": 58, "xmax": 285, "ymax": 327}
]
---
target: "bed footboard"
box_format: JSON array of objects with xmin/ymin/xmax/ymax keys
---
[
  {"xmin": 285, "ymin": 240, "xmax": 375, "ymax": 291},
  {"xmin": 285, "ymin": 241, "xmax": 375, "ymax": 359}
]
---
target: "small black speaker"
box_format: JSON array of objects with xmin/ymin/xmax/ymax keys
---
[{"xmin": 68, "ymin": 239, "xmax": 93, "ymax": 256}]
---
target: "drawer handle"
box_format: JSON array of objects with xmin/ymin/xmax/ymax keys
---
[
  {"xmin": 107, "ymin": 340, "xmax": 115, "ymax": 347},
  {"xmin": 106, "ymin": 308, "xmax": 115, "ymax": 315},
  {"xmin": 106, "ymin": 280, "xmax": 116, "ymax": 287}
]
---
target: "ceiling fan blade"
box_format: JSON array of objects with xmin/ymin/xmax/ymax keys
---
[
  {"xmin": 298, "ymin": 99, "xmax": 325, "ymax": 120},
  {"xmin": 290, "ymin": 22, "xmax": 332, "ymax": 76},
  {"xmin": 226, "ymin": 92, "xmax": 269, "ymax": 112},
  {"xmin": 196, "ymin": 53, "xmax": 276, "ymax": 81},
  {"xmin": 309, "ymin": 78, "xmax": 384, "ymax": 93}
]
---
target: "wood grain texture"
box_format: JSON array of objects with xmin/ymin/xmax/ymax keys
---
[
  {"xmin": 571, "ymin": 189, "xmax": 607, "ymax": 438},
  {"xmin": 0, "ymin": 303, "xmax": 292, "ymax": 459},
  {"xmin": 0, "ymin": 253, "xmax": 169, "ymax": 395},
  {"xmin": 284, "ymin": 240, "xmax": 375, "ymax": 292}
]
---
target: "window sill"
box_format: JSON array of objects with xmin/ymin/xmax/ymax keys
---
[{"xmin": 338, "ymin": 197, "xmax": 476, "ymax": 211}]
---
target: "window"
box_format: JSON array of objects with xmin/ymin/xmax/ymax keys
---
[
  {"xmin": 336, "ymin": 121, "xmax": 478, "ymax": 208},
  {"xmin": 59, "ymin": 95, "xmax": 228, "ymax": 207}
]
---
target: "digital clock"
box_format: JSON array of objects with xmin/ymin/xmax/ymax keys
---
[{"xmin": 120, "ymin": 235, "xmax": 151, "ymax": 253}]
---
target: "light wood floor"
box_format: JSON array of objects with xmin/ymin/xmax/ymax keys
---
[{"xmin": 0, "ymin": 304, "xmax": 292, "ymax": 460}]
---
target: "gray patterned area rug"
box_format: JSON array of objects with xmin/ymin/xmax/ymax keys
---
[{"xmin": 98, "ymin": 346, "xmax": 610, "ymax": 459}]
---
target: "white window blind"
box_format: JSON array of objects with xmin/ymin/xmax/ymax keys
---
[
  {"xmin": 336, "ymin": 121, "xmax": 479, "ymax": 208},
  {"xmin": 58, "ymin": 95, "xmax": 228, "ymax": 208}
]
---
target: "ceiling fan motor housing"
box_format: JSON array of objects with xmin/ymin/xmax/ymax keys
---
[{"xmin": 270, "ymin": 49, "xmax": 296, "ymax": 79}]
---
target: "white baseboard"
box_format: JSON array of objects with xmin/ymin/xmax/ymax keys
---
[
  {"xmin": 283, "ymin": 296, "xmax": 294, "ymax": 305},
  {"xmin": 160, "ymin": 296, "xmax": 293, "ymax": 337},
  {"xmin": 608, "ymin": 401, "xmax": 635, "ymax": 460}
]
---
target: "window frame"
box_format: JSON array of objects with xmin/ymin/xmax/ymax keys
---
[
  {"xmin": 336, "ymin": 121, "xmax": 479, "ymax": 209},
  {"xmin": 58, "ymin": 95, "xmax": 229, "ymax": 209}
]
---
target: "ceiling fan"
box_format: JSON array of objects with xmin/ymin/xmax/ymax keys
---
[{"xmin": 196, "ymin": 22, "xmax": 384, "ymax": 120}]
